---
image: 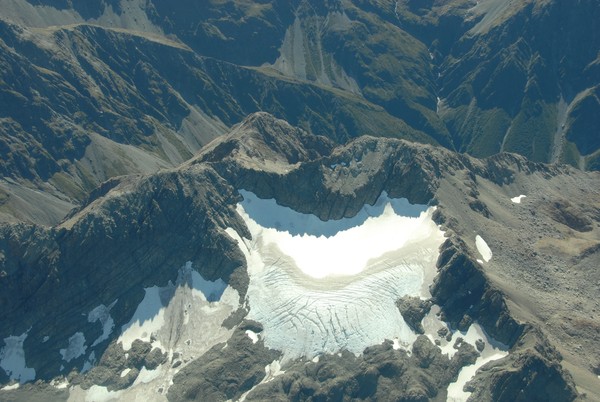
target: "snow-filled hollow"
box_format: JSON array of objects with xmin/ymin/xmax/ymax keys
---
[
  {"xmin": 475, "ymin": 235, "xmax": 492, "ymax": 262},
  {"xmin": 226, "ymin": 190, "xmax": 446, "ymax": 360},
  {"xmin": 237, "ymin": 190, "xmax": 436, "ymax": 279}
]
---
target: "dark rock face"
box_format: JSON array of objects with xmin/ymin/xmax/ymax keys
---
[
  {"xmin": 168, "ymin": 322, "xmax": 281, "ymax": 402},
  {"xmin": 77, "ymin": 339, "xmax": 165, "ymax": 391},
  {"xmin": 0, "ymin": 113, "xmax": 594, "ymax": 400},
  {"xmin": 467, "ymin": 328, "xmax": 578, "ymax": 402},
  {"xmin": 236, "ymin": 337, "xmax": 479, "ymax": 402},
  {"xmin": 0, "ymin": 166, "xmax": 249, "ymax": 380},
  {"xmin": 431, "ymin": 237, "xmax": 524, "ymax": 347},
  {"xmin": 396, "ymin": 0, "xmax": 600, "ymax": 168},
  {"xmin": 396, "ymin": 296, "xmax": 433, "ymax": 334},
  {"xmin": 148, "ymin": 0, "xmax": 295, "ymax": 66},
  {"xmin": 546, "ymin": 199, "xmax": 594, "ymax": 232},
  {"xmin": 1, "ymin": 0, "xmax": 597, "ymax": 224}
]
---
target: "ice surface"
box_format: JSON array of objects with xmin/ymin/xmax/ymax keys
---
[
  {"xmin": 60, "ymin": 332, "xmax": 87, "ymax": 363},
  {"xmin": 0, "ymin": 331, "xmax": 36, "ymax": 383},
  {"xmin": 238, "ymin": 190, "xmax": 437, "ymax": 279},
  {"xmin": 88, "ymin": 301, "xmax": 117, "ymax": 347},
  {"xmin": 475, "ymin": 235, "xmax": 492, "ymax": 262},
  {"xmin": 511, "ymin": 194, "xmax": 526, "ymax": 204},
  {"xmin": 227, "ymin": 191, "xmax": 445, "ymax": 360}
]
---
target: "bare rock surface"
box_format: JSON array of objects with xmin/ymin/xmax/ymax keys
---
[{"xmin": 0, "ymin": 113, "xmax": 597, "ymax": 400}]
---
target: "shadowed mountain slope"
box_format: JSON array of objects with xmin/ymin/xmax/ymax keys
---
[
  {"xmin": 0, "ymin": 113, "xmax": 598, "ymax": 400},
  {"xmin": 1, "ymin": 0, "xmax": 597, "ymax": 225}
]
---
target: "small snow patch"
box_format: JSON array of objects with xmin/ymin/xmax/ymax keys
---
[
  {"xmin": 0, "ymin": 331, "xmax": 36, "ymax": 383},
  {"xmin": 475, "ymin": 235, "xmax": 492, "ymax": 262},
  {"xmin": 42, "ymin": 336, "xmax": 50, "ymax": 343},
  {"xmin": 1, "ymin": 383, "xmax": 20, "ymax": 391},
  {"xmin": 60, "ymin": 332, "xmax": 87, "ymax": 362},
  {"xmin": 82, "ymin": 351, "xmax": 96, "ymax": 373},
  {"xmin": 245, "ymin": 330, "xmax": 259, "ymax": 344},
  {"xmin": 264, "ymin": 360, "xmax": 285, "ymax": 383},
  {"xmin": 51, "ymin": 378, "xmax": 69, "ymax": 389},
  {"xmin": 88, "ymin": 301, "xmax": 117, "ymax": 347},
  {"xmin": 511, "ymin": 195, "xmax": 526, "ymax": 204},
  {"xmin": 392, "ymin": 338, "xmax": 409, "ymax": 351},
  {"xmin": 237, "ymin": 359, "xmax": 286, "ymax": 401},
  {"xmin": 120, "ymin": 368, "xmax": 131, "ymax": 378}
]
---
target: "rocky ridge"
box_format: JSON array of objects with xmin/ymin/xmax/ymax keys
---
[
  {"xmin": 1, "ymin": 0, "xmax": 598, "ymax": 227},
  {"xmin": 1, "ymin": 113, "xmax": 597, "ymax": 400}
]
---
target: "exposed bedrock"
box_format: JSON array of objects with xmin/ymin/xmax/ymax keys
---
[
  {"xmin": 429, "ymin": 224, "xmax": 578, "ymax": 400},
  {"xmin": 0, "ymin": 112, "xmax": 592, "ymax": 400},
  {"xmin": 466, "ymin": 327, "xmax": 578, "ymax": 402},
  {"xmin": 431, "ymin": 237, "xmax": 523, "ymax": 346},
  {"xmin": 0, "ymin": 166, "xmax": 250, "ymax": 380}
]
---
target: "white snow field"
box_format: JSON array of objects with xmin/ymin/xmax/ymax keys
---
[
  {"xmin": 70, "ymin": 262, "xmax": 239, "ymax": 402},
  {"xmin": 117, "ymin": 261, "xmax": 231, "ymax": 351},
  {"xmin": 226, "ymin": 190, "xmax": 447, "ymax": 360}
]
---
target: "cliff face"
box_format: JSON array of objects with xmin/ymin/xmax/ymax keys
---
[
  {"xmin": 1, "ymin": 0, "xmax": 598, "ymax": 225},
  {"xmin": 397, "ymin": 0, "xmax": 600, "ymax": 168},
  {"xmin": 1, "ymin": 113, "xmax": 597, "ymax": 400}
]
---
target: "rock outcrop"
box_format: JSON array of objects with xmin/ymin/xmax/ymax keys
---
[{"xmin": 1, "ymin": 113, "xmax": 597, "ymax": 400}]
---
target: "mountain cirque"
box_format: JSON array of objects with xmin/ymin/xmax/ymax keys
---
[
  {"xmin": 0, "ymin": 0, "xmax": 599, "ymax": 401},
  {"xmin": 0, "ymin": 113, "xmax": 598, "ymax": 401}
]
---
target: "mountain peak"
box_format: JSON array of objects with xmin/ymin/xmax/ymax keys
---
[{"xmin": 191, "ymin": 112, "xmax": 334, "ymax": 172}]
